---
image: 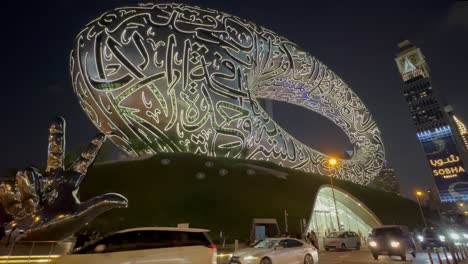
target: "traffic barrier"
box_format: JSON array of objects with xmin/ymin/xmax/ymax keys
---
[
  {"xmin": 457, "ymin": 246, "xmax": 463, "ymax": 261},
  {"xmin": 435, "ymin": 248, "xmax": 443, "ymax": 264},
  {"xmin": 442, "ymin": 246, "xmax": 451, "ymax": 264},
  {"xmin": 460, "ymin": 245, "xmax": 464, "ymax": 260},
  {"xmin": 450, "ymin": 247, "xmax": 459, "ymax": 264},
  {"xmin": 462, "ymin": 244, "xmax": 468, "ymax": 259},
  {"xmin": 428, "ymin": 248, "xmax": 434, "ymax": 264}
]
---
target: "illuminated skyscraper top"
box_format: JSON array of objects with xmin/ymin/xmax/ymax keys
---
[
  {"xmin": 395, "ymin": 40, "xmax": 446, "ymax": 132},
  {"xmin": 395, "ymin": 40, "xmax": 431, "ymax": 81}
]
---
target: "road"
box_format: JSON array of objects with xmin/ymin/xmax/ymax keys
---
[{"xmin": 319, "ymin": 248, "xmax": 462, "ymax": 264}]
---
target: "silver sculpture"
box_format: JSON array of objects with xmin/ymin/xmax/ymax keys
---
[
  {"xmin": 71, "ymin": 3, "xmax": 384, "ymax": 184},
  {"xmin": 0, "ymin": 117, "xmax": 128, "ymax": 242}
]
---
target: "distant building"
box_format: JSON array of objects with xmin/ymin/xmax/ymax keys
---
[
  {"xmin": 370, "ymin": 166, "xmax": 401, "ymax": 194},
  {"xmin": 395, "ymin": 40, "xmax": 468, "ymax": 203}
]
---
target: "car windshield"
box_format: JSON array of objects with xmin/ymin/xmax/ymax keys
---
[
  {"xmin": 327, "ymin": 232, "xmax": 345, "ymax": 238},
  {"xmin": 424, "ymin": 229, "xmax": 442, "ymax": 236},
  {"xmin": 253, "ymin": 239, "xmax": 279, "ymax": 249},
  {"xmin": 373, "ymin": 227, "xmax": 402, "ymax": 236}
]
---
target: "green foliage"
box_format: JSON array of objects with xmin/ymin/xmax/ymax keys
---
[{"xmin": 80, "ymin": 153, "xmax": 423, "ymax": 241}]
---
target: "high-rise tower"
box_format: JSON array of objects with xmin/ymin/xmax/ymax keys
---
[{"xmin": 395, "ymin": 40, "xmax": 468, "ymax": 203}]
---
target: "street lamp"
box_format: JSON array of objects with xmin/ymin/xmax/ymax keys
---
[
  {"xmin": 328, "ymin": 158, "xmax": 341, "ymax": 231},
  {"xmin": 415, "ymin": 191, "xmax": 428, "ymax": 228}
]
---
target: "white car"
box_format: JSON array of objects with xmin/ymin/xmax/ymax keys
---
[
  {"xmin": 324, "ymin": 231, "xmax": 361, "ymax": 251},
  {"xmin": 51, "ymin": 227, "xmax": 217, "ymax": 264},
  {"xmin": 230, "ymin": 238, "xmax": 318, "ymax": 264}
]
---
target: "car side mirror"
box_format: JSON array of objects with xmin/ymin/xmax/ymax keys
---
[{"xmin": 94, "ymin": 244, "xmax": 106, "ymax": 253}]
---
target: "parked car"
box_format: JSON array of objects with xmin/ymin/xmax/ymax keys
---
[
  {"xmin": 51, "ymin": 227, "xmax": 217, "ymax": 264},
  {"xmin": 230, "ymin": 238, "xmax": 318, "ymax": 264},
  {"xmin": 324, "ymin": 231, "xmax": 361, "ymax": 251},
  {"xmin": 417, "ymin": 227, "xmax": 449, "ymax": 249},
  {"xmin": 368, "ymin": 225, "xmax": 416, "ymax": 261}
]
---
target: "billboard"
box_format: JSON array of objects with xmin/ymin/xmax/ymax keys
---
[{"xmin": 418, "ymin": 126, "xmax": 468, "ymax": 202}]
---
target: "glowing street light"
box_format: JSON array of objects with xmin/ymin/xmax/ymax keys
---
[
  {"xmin": 415, "ymin": 190, "xmax": 427, "ymax": 228},
  {"xmin": 328, "ymin": 158, "xmax": 341, "ymax": 231}
]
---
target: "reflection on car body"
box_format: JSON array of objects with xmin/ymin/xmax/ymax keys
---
[{"xmin": 230, "ymin": 238, "xmax": 318, "ymax": 264}]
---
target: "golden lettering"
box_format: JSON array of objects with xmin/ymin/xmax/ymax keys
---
[
  {"xmin": 432, "ymin": 166, "xmax": 466, "ymax": 177},
  {"xmin": 429, "ymin": 155, "xmax": 462, "ymax": 167}
]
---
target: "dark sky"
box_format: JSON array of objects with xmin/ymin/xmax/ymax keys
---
[{"xmin": 1, "ymin": 0, "xmax": 467, "ymax": 198}]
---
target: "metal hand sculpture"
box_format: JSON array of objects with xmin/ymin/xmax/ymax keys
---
[{"xmin": 0, "ymin": 117, "xmax": 128, "ymax": 242}]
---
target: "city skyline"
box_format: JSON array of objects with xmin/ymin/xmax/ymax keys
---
[{"xmin": 0, "ymin": 0, "xmax": 467, "ymax": 198}]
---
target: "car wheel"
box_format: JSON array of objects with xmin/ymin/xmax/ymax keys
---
[
  {"xmin": 356, "ymin": 242, "xmax": 361, "ymax": 250},
  {"xmin": 372, "ymin": 253, "xmax": 379, "ymax": 260},
  {"xmin": 325, "ymin": 247, "xmax": 330, "ymax": 251},
  {"xmin": 260, "ymin": 257, "xmax": 272, "ymax": 264},
  {"xmin": 341, "ymin": 243, "xmax": 346, "ymax": 250},
  {"xmin": 304, "ymin": 254, "xmax": 314, "ymax": 264}
]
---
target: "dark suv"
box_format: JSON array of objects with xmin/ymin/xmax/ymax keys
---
[
  {"xmin": 418, "ymin": 228, "xmax": 449, "ymax": 249},
  {"xmin": 368, "ymin": 225, "xmax": 416, "ymax": 261}
]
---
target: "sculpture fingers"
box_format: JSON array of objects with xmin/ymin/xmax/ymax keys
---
[
  {"xmin": 15, "ymin": 169, "xmax": 39, "ymax": 203},
  {"xmin": 46, "ymin": 117, "xmax": 66, "ymax": 173},
  {"xmin": 79, "ymin": 193, "xmax": 128, "ymax": 211},
  {"xmin": 71, "ymin": 133, "xmax": 106, "ymax": 175}
]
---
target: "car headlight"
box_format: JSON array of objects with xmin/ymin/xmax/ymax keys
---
[
  {"xmin": 417, "ymin": 235, "xmax": 424, "ymax": 242},
  {"xmin": 439, "ymin": 235, "xmax": 446, "ymax": 242},
  {"xmin": 450, "ymin": 233, "xmax": 460, "ymax": 240},
  {"xmin": 244, "ymin": 255, "xmax": 259, "ymax": 260},
  {"xmin": 390, "ymin": 241, "xmax": 400, "ymax": 248},
  {"xmin": 369, "ymin": 241, "xmax": 377, "ymax": 247}
]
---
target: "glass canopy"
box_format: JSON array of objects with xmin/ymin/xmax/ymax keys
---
[{"xmin": 307, "ymin": 186, "xmax": 381, "ymax": 238}]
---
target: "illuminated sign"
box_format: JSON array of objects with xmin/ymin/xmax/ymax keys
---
[
  {"xmin": 430, "ymin": 155, "xmax": 465, "ymax": 179},
  {"xmin": 420, "ymin": 126, "xmax": 468, "ymax": 202}
]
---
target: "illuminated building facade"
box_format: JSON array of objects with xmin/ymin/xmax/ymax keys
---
[
  {"xmin": 71, "ymin": 3, "xmax": 385, "ymax": 185},
  {"xmin": 395, "ymin": 40, "xmax": 468, "ymax": 202}
]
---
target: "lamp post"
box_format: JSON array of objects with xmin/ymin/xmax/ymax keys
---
[
  {"xmin": 328, "ymin": 158, "xmax": 341, "ymax": 231},
  {"xmin": 415, "ymin": 191, "xmax": 428, "ymax": 228}
]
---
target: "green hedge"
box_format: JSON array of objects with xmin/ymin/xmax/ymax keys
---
[{"xmin": 80, "ymin": 153, "xmax": 423, "ymax": 241}]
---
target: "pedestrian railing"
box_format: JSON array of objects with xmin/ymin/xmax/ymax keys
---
[{"xmin": 0, "ymin": 241, "xmax": 73, "ymax": 263}]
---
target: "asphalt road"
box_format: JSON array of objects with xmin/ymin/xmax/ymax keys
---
[{"xmin": 319, "ymin": 248, "xmax": 462, "ymax": 264}]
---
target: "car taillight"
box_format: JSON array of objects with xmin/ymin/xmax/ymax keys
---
[
  {"xmin": 208, "ymin": 244, "xmax": 217, "ymax": 250},
  {"xmin": 208, "ymin": 244, "xmax": 217, "ymax": 264}
]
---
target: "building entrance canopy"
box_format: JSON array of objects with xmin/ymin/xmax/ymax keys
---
[{"xmin": 307, "ymin": 186, "xmax": 381, "ymax": 237}]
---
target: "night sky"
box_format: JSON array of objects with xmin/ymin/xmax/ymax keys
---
[{"xmin": 1, "ymin": 0, "xmax": 467, "ymax": 198}]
